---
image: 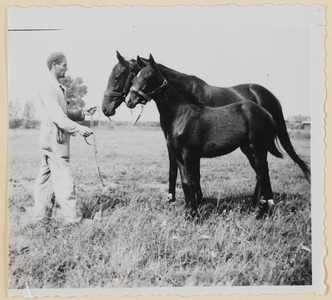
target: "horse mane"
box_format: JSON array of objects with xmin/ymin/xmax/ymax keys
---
[
  {"xmin": 157, "ymin": 64, "xmax": 205, "ymax": 108},
  {"xmin": 126, "ymin": 59, "xmax": 141, "ymax": 73},
  {"xmin": 139, "ymin": 57, "xmax": 207, "ymax": 85},
  {"xmin": 138, "ymin": 57, "xmax": 205, "ymax": 108},
  {"xmin": 157, "ymin": 63, "xmax": 207, "ymax": 85}
]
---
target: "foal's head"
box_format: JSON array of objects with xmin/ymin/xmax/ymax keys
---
[{"xmin": 125, "ymin": 55, "xmax": 166, "ymax": 109}]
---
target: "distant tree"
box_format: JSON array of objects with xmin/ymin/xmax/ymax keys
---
[
  {"xmin": 21, "ymin": 98, "xmax": 37, "ymax": 129},
  {"xmin": 9, "ymin": 98, "xmax": 22, "ymax": 128},
  {"xmin": 60, "ymin": 76, "xmax": 88, "ymax": 109}
]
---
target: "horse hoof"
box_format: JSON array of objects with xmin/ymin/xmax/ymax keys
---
[
  {"xmin": 167, "ymin": 193, "xmax": 175, "ymax": 203},
  {"xmin": 254, "ymin": 199, "xmax": 275, "ymax": 219},
  {"xmin": 254, "ymin": 207, "xmax": 264, "ymax": 219}
]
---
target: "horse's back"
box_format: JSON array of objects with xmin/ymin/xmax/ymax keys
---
[
  {"xmin": 201, "ymin": 83, "xmax": 274, "ymax": 108},
  {"xmin": 159, "ymin": 62, "xmax": 281, "ymax": 112},
  {"xmin": 233, "ymin": 83, "xmax": 282, "ymax": 111}
]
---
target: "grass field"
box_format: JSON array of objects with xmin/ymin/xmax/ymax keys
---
[{"xmin": 8, "ymin": 127, "xmax": 311, "ymax": 289}]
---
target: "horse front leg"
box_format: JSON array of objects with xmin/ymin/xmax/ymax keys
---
[
  {"xmin": 167, "ymin": 147, "xmax": 178, "ymax": 203},
  {"xmin": 196, "ymin": 184, "xmax": 203, "ymax": 206},
  {"xmin": 182, "ymin": 181, "xmax": 198, "ymax": 219},
  {"xmin": 181, "ymin": 152, "xmax": 201, "ymax": 219},
  {"xmin": 177, "ymin": 160, "xmax": 202, "ymax": 210}
]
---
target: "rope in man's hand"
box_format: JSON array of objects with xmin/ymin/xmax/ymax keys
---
[
  {"xmin": 82, "ymin": 105, "xmax": 145, "ymax": 187},
  {"xmin": 84, "ymin": 106, "xmax": 98, "ymax": 116},
  {"xmin": 83, "ymin": 107, "xmax": 105, "ymax": 187}
]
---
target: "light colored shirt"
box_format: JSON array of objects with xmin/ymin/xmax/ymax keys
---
[{"xmin": 37, "ymin": 72, "xmax": 85, "ymax": 158}]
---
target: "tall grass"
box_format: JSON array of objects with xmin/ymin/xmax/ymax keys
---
[{"xmin": 8, "ymin": 128, "xmax": 311, "ymax": 288}]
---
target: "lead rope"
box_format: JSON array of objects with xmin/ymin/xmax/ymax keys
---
[
  {"xmin": 84, "ymin": 105, "xmax": 145, "ymax": 186},
  {"xmin": 107, "ymin": 104, "xmax": 145, "ymax": 132},
  {"xmin": 84, "ymin": 110, "xmax": 105, "ymax": 187}
]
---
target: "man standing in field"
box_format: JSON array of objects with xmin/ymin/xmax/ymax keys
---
[{"xmin": 34, "ymin": 52, "xmax": 96, "ymax": 225}]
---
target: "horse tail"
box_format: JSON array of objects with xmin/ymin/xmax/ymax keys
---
[
  {"xmin": 268, "ymin": 137, "xmax": 283, "ymax": 159},
  {"xmin": 274, "ymin": 108, "xmax": 311, "ymax": 180},
  {"xmin": 254, "ymin": 85, "xmax": 311, "ymax": 181}
]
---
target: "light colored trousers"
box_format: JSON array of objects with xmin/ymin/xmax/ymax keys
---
[{"xmin": 34, "ymin": 150, "xmax": 82, "ymax": 223}]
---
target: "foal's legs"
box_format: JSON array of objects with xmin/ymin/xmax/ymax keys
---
[
  {"xmin": 181, "ymin": 152, "xmax": 201, "ymax": 218},
  {"xmin": 251, "ymin": 147, "xmax": 274, "ymax": 216},
  {"xmin": 177, "ymin": 159, "xmax": 202, "ymax": 211},
  {"xmin": 177, "ymin": 161, "xmax": 192, "ymax": 211},
  {"xmin": 167, "ymin": 147, "xmax": 202, "ymax": 206},
  {"xmin": 196, "ymin": 183, "xmax": 203, "ymax": 206},
  {"xmin": 195, "ymin": 162, "xmax": 203, "ymax": 206},
  {"xmin": 240, "ymin": 145, "xmax": 260, "ymax": 209},
  {"xmin": 167, "ymin": 147, "xmax": 178, "ymax": 202}
]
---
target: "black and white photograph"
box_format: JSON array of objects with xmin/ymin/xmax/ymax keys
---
[{"xmin": 7, "ymin": 4, "xmax": 325, "ymax": 297}]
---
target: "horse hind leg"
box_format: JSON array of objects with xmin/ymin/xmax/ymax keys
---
[
  {"xmin": 251, "ymin": 147, "xmax": 274, "ymax": 218},
  {"xmin": 240, "ymin": 145, "xmax": 261, "ymax": 211}
]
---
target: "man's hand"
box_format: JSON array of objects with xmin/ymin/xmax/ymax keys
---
[
  {"xmin": 78, "ymin": 125, "xmax": 93, "ymax": 137},
  {"xmin": 84, "ymin": 106, "xmax": 97, "ymax": 115}
]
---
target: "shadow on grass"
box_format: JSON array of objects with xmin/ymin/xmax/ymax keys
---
[
  {"xmin": 198, "ymin": 192, "xmax": 310, "ymax": 221},
  {"xmin": 80, "ymin": 182, "xmax": 310, "ymax": 222},
  {"xmin": 198, "ymin": 194, "xmax": 253, "ymax": 219}
]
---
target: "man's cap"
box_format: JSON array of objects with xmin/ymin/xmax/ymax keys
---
[{"xmin": 46, "ymin": 52, "xmax": 66, "ymax": 68}]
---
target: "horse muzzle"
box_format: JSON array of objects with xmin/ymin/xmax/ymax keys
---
[
  {"xmin": 124, "ymin": 94, "xmax": 135, "ymax": 109},
  {"xmin": 102, "ymin": 105, "xmax": 115, "ymax": 117}
]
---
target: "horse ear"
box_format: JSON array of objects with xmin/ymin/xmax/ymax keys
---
[
  {"xmin": 149, "ymin": 54, "xmax": 157, "ymax": 68},
  {"xmin": 116, "ymin": 51, "xmax": 126, "ymax": 66},
  {"xmin": 137, "ymin": 56, "xmax": 147, "ymax": 68}
]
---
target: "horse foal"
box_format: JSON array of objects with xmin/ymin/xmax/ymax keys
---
[{"xmin": 126, "ymin": 55, "xmax": 283, "ymax": 219}]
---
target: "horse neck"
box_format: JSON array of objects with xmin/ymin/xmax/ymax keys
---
[
  {"xmin": 152, "ymin": 83, "xmax": 189, "ymax": 119},
  {"xmin": 158, "ymin": 63, "xmax": 206, "ymax": 92}
]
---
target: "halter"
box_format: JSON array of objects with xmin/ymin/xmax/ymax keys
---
[
  {"xmin": 129, "ymin": 78, "xmax": 168, "ymax": 104},
  {"xmin": 103, "ymin": 63, "xmax": 136, "ymax": 99}
]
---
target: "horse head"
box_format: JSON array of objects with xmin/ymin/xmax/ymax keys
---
[
  {"xmin": 102, "ymin": 51, "xmax": 139, "ymax": 116},
  {"xmin": 125, "ymin": 55, "xmax": 167, "ymax": 109}
]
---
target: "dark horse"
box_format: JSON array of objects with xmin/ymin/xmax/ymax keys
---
[
  {"xmin": 125, "ymin": 55, "xmax": 284, "ymax": 218},
  {"xmin": 102, "ymin": 51, "xmax": 141, "ymax": 116},
  {"xmin": 102, "ymin": 51, "xmax": 310, "ymax": 205}
]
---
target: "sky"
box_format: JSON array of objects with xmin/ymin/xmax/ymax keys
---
[{"xmin": 7, "ymin": 5, "xmax": 326, "ymax": 121}]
